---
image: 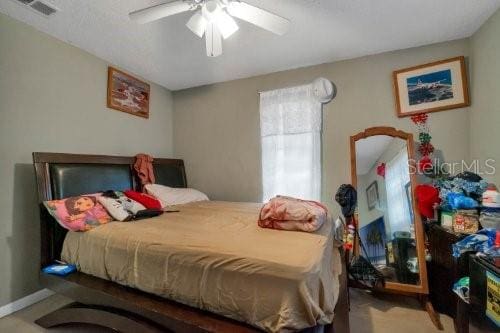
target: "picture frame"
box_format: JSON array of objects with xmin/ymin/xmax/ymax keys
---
[
  {"xmin": 393, "ymin": 56, "xmax": 470, "ymax": 117},
  {"xmin": 405, "ymin": 181, "xmax": 414, "ymax": 222},
  {"xmin": 107, "ymin": 67, "xmax": 150, "ymax": 118},
  {"xmin": 386, "ymin": 242, "xmax": 395, "ymax": 265},
  {"xmin": 366, "ymin": 181, "xmax": 379, "ymax": 210},
  {"xmin": 359, "ymin": 217, "xmax": 387, "ymax": 265}
]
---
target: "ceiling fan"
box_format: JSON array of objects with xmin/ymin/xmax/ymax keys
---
[{"xmin": 129, "ymin": 0, "xmax": 291, "ymax": 57}]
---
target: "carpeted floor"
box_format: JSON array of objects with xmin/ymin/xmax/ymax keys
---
[
  {"xmin": 349, "ymin": 289, "xmax": 455, "ymax": 332},
  {"xmin": 0, "ymin": 288, "xmax": 458, "ymax": 332}
]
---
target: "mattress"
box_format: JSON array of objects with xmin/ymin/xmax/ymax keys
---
[{"xmin": 61, "ymin": 201, "xmax": 342, "ymax": 332}]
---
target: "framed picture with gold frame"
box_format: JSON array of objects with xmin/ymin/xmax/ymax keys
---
[
  {"xmin": 393, "ymin": 56, "xmax": 470, "ymax": 117},
  {"xmin": 366, "ymin": 181, "xmax": 379, "ymax": 210},
  {"xmin": 107, "ymin": 67, "xmax": 150, "ymax": 118}
]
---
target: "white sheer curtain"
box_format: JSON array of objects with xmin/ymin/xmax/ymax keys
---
[
  {"xmin": 260, "ymin": 84, "xmax": 322, "ymax": 202},
  {"xmin": 385, "ymin": 148, "xmax": 412, "ymax": 233}
]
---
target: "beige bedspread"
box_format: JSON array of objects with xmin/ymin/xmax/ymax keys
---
[{"xmin": 61, "ymin": 201, "xmax": 342, "ymax": 332}]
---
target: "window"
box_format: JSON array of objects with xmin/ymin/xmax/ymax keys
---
[
  {"xmin": 385, "ymin": 147, "xmax": 412, "ymax": 233},
  {"xmin": 259, "ymin": 84, "xmax": 322, "ymax": 202}
]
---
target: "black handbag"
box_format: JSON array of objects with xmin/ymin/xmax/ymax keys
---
[
  {"xmin": 348, "ymin": 227, "xmax": 385, "ymax": 289},
  {"xmin": 133, "ymin": 209, "xmax": 164, "ymax": 220}
]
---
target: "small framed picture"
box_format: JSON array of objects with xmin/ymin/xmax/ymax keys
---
[
  {"xmin": 405, "ymin": 181, "xmax": 414, "ymax": 222},
  {"xmin": 366, "ymin": 181, "xmax": 379, "ymax": 210},
  {"xmin": 107, "ymin": 67, "xmax": 150, "ymax": 118},
  {"xmin": 393, "ymin": 56, "xmax": 470, "ymax": 117},
  {"xmin": 386, "ymin": 242, "xmax": 395, "ymax": 264}
]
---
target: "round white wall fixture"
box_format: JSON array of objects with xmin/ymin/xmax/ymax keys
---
[{"xmin": 312, "ymin": 77, "xmax": 336, "ymax": 104}]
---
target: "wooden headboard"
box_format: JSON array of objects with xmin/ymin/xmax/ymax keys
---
[{"xmin": 33, "ymin": 152, "xmax": 187, "ymax": 268}]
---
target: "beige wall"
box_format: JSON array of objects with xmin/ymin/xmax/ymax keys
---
[
  {"xmin": 0, "ymin": 13, "xmax": 174, "ymax": 307},
  {"xmin": 3, "ymin": 5, "xmax": 499, "ymax": 309},
  {"xmin": 173, "ymin": 39, "xmax": 471, "ymax": 211},
  {"xmin": 470, "ymin": 9, "xmax": 500, "ymax": 186}
]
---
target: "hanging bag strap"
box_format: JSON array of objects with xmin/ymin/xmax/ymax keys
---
[
  {"xmin": 347, "ymin": 216, "xmax": 385, "ymax": 289},
  {"xmin": 345, "ymin": 215, "xmax": 370, "ymax": 258}
]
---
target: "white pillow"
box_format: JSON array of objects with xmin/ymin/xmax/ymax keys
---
[{"xmin": 145, "ymin": 184, "xmax": 209, "ymax": 207}]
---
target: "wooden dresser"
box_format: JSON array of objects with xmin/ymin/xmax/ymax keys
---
[{"xmin": 427, "ymin": 223, "xmax": 469, "ymax": 318}]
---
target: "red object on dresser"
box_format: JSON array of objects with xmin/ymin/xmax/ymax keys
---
[{"xmin": 415, "ymin": 184, "xmax": 440, "ymax": 219}]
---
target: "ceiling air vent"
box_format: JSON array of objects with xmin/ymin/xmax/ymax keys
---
[{"xmin": 30, "ymin": 1, "xmax": 58, "ymax": 16}]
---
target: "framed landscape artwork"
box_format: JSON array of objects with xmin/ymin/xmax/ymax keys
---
[
  {"xmin": 107, "ymin": 67, "xmax": 150, "ymax": 118},
  {"xmin": 359, "ymin": 217, "xmax": 387, "ymax": 265},
  {"xmin": 393, "ymin": 56, "xmax": 470, "ymax": 117}
]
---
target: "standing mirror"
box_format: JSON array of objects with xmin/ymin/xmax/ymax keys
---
[{"xmin": 350, "ymin": 127, "xmax": 428, "ymax": 294}]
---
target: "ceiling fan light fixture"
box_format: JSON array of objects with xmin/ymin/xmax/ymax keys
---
[
  {"xmin": 214, "ymin": 11, "xmax": 239, "ymax": 39},
  {"xmin": 186, "ymin": 12, "xmax": 208, "ymax": 38},
  {"xmin": 129, "ymin": 0, "xmax": 291, "ymax": 57},
  {"xmin": 202, "ymin": 0, "xmax": 221, "ymax": 20}
]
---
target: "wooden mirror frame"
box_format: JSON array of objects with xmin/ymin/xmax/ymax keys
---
[{"xmin": 350, "ymin": 126, "xmax": 429, "ymax": 295}]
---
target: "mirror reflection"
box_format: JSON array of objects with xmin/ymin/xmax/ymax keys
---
[{"xmin": 355, "ymin": 135, "xmax": 419, "ymax": 285}]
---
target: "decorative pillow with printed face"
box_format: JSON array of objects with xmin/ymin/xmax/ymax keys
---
[{"xmin": 43, "ymin": 193, "xmax": 114, "ymax": 232}]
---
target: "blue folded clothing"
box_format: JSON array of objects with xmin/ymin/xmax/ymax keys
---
[
  {"xmin": 447, "ymin": 193, "xmax": 478, "ymax": 210},
  {"xmin": 452, "ymin": 228, "xmax": 495, "ymax": 257}
]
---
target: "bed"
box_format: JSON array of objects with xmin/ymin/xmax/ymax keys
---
[{"xmin": 33, "ymin": 152, "xmax": 350, "ymax": 333}]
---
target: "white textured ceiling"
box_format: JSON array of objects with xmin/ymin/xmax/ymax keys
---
[
  {"xmin": 1, "ymin": 0, "xmax": 499, "ymax": 90},
  {"xmin": 356, "ymin": 136, "xmax": 394, "ymax": 175}
]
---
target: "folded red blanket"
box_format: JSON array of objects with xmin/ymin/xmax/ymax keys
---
[{"xmin": 258, "ymin": 196, "xmax": 328, "ymax": 232}]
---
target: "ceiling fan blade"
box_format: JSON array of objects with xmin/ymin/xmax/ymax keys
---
[
  {"xmin": 186, "ymin": 12, "xmax": 208, "ymax": 37},
  {"xmin": 130, "ymin": 1, "xmax": 192, "ymax": 24},
  {"xmin": 227, "ymin": 1, "xmax": 290, "ymax": 36},
  {"xmin": 205, "ymin": 22, "xmax": 222, "ymax": 57}
]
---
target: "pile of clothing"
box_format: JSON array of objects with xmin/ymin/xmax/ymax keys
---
[
  {"xmin": 416, "ymin": 172, "xmax": 500, "ymax": 232},
  {"xmin": 98, "ymin": 190, "xmax": 162, "ymax": 222},
  {"xmin": 452, "ymin": 228, "xmax": 496, "ymax": 257},
  {"xmin": 435, "ymin": 172, "xmax": 489, "ymax": 210},
  {"xmin": 480, "ymin": 185, "xmax": 500, "ymax": 228},
  {"xmin": 481, "ymin": 207, "xmax": 500, "ymax": 228}
]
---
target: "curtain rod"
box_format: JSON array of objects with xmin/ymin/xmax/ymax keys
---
[{"xmin": 257, "ymin": 82, "xmax": 312, "ymax": 94}]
